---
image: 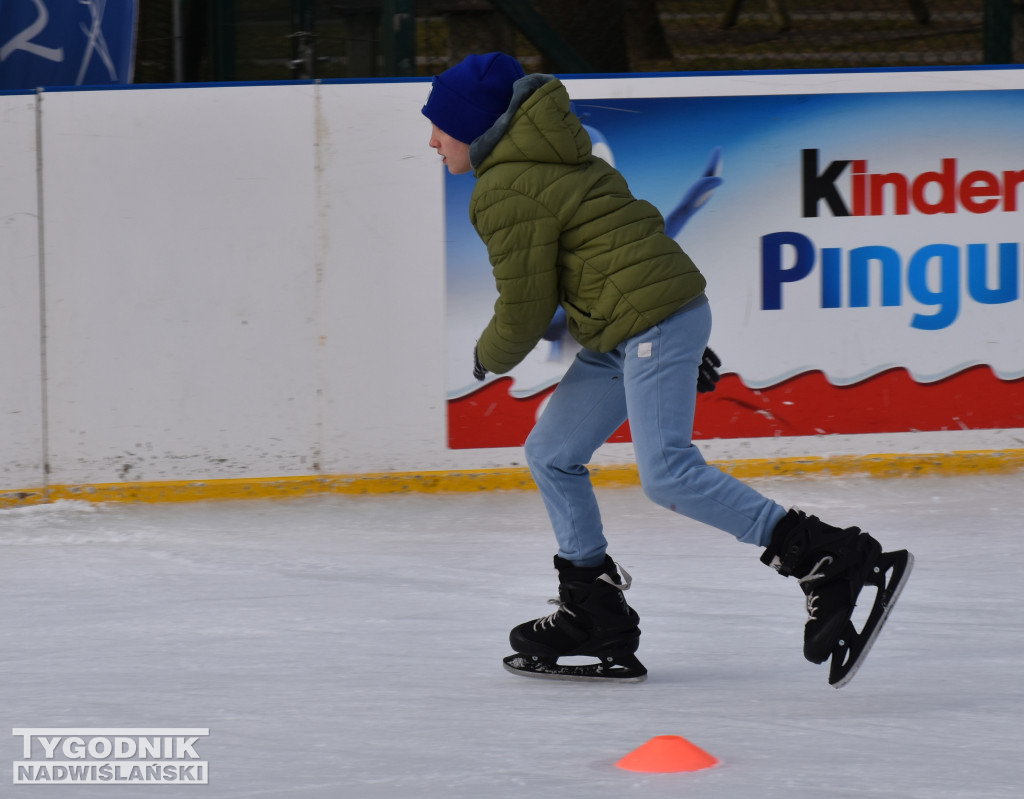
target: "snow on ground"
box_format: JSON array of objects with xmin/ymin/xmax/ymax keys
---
[{"xmin": 2, "ymin": 472, "xmax": 1022, "ymax": 798}]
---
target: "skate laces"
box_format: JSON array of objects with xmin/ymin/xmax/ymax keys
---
[
  {"xmin": 601, "ymin": 562, "xmax": 633, "ymax": 590},
  {"xmin": 797, "ymin": 556, "xmax": 833, "ymax": 621},
  {"xmin": 533, "ymin": 563, "xmax": 633, "ymax": 631},
  {"xmin": 534, "ymin": 598, "xmax": 576, "ymax": 631}
]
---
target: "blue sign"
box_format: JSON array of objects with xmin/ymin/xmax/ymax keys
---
[{"xmin": 0, "ymin": 0, "xmax": 137, "ymax": 90}]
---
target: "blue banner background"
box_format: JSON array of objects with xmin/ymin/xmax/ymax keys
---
[{"xmin": 0, "ymin": 0, "xmax": 137, "ymax": 90}]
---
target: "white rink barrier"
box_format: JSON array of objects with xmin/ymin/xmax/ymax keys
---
[{"xmin": 2, "ymin": 69, "xmax": 1024, "ymax": 504}]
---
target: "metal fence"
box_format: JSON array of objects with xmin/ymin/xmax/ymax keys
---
[{"xmin": 134, "ymin": 1, "xmax": 1019, "ymax": 85}]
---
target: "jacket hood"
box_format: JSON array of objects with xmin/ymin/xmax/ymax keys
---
[{"xmin": 470, "ymin": 75, "xmax": 592, "ymax": 172}]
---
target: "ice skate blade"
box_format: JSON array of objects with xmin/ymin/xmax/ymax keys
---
[
  {"xmin": 829, "ymin": 549, "xmax": 914, "ymax": 689},
  {"xmin": 502, "ymin": 653, "xmax": 648, "ymax": 683}
]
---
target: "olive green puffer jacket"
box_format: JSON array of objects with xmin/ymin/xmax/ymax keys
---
[{"xmin": 468, "ymin": 74, "xmax": 706, "ymax": 375}]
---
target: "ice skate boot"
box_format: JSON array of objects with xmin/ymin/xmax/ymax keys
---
[
  {"xmin": 762, "ymin": 509, "xmax": 913, "ymax": 688},
  {"xmin": 502, "ymin": 555, "xmax": 647, "ymax": 682}
]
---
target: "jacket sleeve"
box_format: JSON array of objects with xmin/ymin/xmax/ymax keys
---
[{"xmin": 471, "ymin": 188, "xmax": 561, "ymax": 374}]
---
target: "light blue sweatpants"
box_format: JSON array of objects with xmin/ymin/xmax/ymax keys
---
[{"xmin": 524, "ymin": 295, "xmax": 787, "ymax": 567}]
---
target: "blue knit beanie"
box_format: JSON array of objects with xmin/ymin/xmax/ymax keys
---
[{"xmin": 422, "ymin": 52, "xmax": 526, "ymax": 144}]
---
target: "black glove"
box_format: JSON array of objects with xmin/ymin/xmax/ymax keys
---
[
  {"xmin": 697, "ymin": 347, "xmax": 721, "ymax": 393},
  {"xmin": 473, "ymin": 345, "xmax": 487, "ymax": 381}
]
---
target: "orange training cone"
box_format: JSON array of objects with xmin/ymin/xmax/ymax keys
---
[{"xmin": 616, "ymin": 735, "xmax": 719, "ymax": 773}]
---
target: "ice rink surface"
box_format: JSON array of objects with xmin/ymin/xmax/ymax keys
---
[{"xmin": 2, "ymin": 472, "xmax": 1022, "ymax": 798}]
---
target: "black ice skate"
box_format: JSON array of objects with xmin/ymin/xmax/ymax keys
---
[
  {"xmin": 762, "ymin": 509, "xmax": 914, "ymax": 688},
  {"xmin": 502, "ymin": 555, "xmax": 647, "ymax": 683}
]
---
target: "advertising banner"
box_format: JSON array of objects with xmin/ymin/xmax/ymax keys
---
[
  {"xmin": 0, "ymin": 0, "xmax": 137, "ymax": 89},
  {"xmin": 446, "ymin": 84, "xmax": 1024, "ymax": 448}
]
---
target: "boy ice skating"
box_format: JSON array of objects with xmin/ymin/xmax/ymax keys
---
[{"xmin": 422, "ymin": 52, "xmax": 912, "ymax": 687}]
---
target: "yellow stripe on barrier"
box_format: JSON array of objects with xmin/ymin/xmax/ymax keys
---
[{"xmin": 3, "ymin": 448, "xmax": 1024, "ymax": 509}]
